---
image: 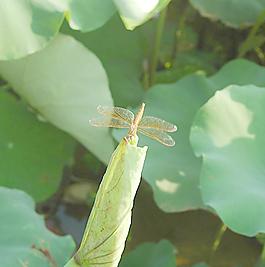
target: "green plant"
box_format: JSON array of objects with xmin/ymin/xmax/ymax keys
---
[{"xmin": 1, "ymin": 0, "xmax": 265, "ymax": 266}]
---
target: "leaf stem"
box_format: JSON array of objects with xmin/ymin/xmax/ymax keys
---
[
  {"xmin": 142, "ymin": 59, "xmax": 150, "ymax": 90},
  {"xmin": 255, "ymin": 244, "xmax": 265, "ymax": 266},
  {"xmin": 209, "ymin": 222, "xmax": 227, "ymax": 264},
  {"xmin": 238, "ymin": 10, "xmax": 265, "ymax": 58},
  {"xmin": 260, "ymin": 245, "xmax": 265, "ymax": 262},
  {"xmin": 255, "ymin": 47, "xmax": 265, "ymax": 64},
  {"xmin": 149, "ymin": 7, "xmax": 167, "ymax": 86},
  {"xmin": 175, "ymin": 2, "xmax": 189, "ymax": 55}
]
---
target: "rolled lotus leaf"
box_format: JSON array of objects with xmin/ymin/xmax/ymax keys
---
[{"xmin": 65, "ymin": 137, "xmax": 147, "ymax": 267}]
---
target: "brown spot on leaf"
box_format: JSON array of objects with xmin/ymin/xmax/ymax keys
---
[{"xmin": 31, "ymin": 243, "xmax": 57, "ymax": 267}]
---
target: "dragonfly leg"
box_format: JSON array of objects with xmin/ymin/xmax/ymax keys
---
[
  {"xmin": 124, "ymin": 136, "xmax": 130, "ymax": 144},
  {"xmin": 124, "ymin": 134, "xmax": 137, "ymax": 145},
  {"xmin": 124, "ymin": 135, "xmax": 133, "ymax": 144}
]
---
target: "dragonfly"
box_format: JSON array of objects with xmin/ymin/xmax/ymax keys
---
[{"xmin": 89, "ymin": 103, "xmax": 177, "ymax": 146}]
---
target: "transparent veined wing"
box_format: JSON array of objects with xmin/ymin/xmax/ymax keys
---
[
  {"xmin": 97, "ymin": 105, "xmax": 134, "ymax": 124},
  {"xmin": 89, "ymin": 117, "xmax": 130, "ymax": 128},
  {"xmin": 139, "ymin": 116, "xmax": 177, "ymax": 132},
  {"xmin": 138, "ymin": 128, "xmax": 175, "ymax": 146}
]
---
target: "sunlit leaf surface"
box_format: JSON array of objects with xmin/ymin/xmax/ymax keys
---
[
  {"xmin": 55, "ymin": 0, "xmax": 116, "ymax": 32},
  {"xmin": 0, "ymin": 0, "xmax": 63, "ymax": 60},
  {"xmin": 0, "ymin": 0, "xmax": 118, "ymax": 60},
  {"xmin": 113, "ymin": 0, "xmax": 158, "ymax": 30},
  {"xmin": 191, "ymin": 84, "xmax": 265, "ymax": 236},
  {"xmin": 0, "ymin": 34, "xmax": 114, "ymax": 164},
  {"xmin": 114, "ymin": 0, "xmax": 171, "ymax": 30}
]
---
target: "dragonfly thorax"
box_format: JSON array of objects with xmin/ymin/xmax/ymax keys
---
[{"xmin": 128, "ymin": 123, "xmax": 138, "ymax": 136}]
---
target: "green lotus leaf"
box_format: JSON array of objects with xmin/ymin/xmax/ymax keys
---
[
  {"xmin": 0, "ymin": 34, "xmax": 114, "ymax": 164},
  {"xmin": 119, "ymin": 240, "xmax": 176, "ymax": 267},
  {"xmin": 0, "ymin": 0, "xmax": 117, "ymax": 60},
  {"xmin": 137, "ymin": 74, "xmax": 213, "ymax": 212},
  {"xmin": 55, "ymin": 0, "xmax": 116, "ymax": 32},
  {"xmin": 190, "ymin": 84, "xmax": 265, "ymax": 236},
  {"xmin": 190, "ymin": 0, "xmax": 265, "ymax": 28},
  {"xmin": 0, "ymin": 0, "xmax": 64, "ymax": 60},
  {"xmin": 113, "ymin": 0, "xmax": 171, "ymax": 30},
  {"xmin": 142, "ymin": 59, "xmax": 265, "ymax": 213},
  {"xmin": 114, "ymin": 59, "xmax": 265, "ymax": 213},
  {"xmin": 65, "ymin": 138, "xmax": 147, "ymax": 267},
  {"xmin": 0, "ymin": 90, "xmax": 75, "ymax": 201},
  {"xmin": 0, "ymin": 186, "xmax": 75, "ymax": 267},
  {"xmin": 62, "ymin": 15, "xmax": 144, "ymax": 107}
]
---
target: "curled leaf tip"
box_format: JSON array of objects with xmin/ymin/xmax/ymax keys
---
[{"xmin": 65, "ymin": 139, "xmax": 147, "ymax": 267}]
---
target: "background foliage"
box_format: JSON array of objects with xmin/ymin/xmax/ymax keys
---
[{"xmin": 1, "ymin": 0, "xmax": 265, "ymax": 266}]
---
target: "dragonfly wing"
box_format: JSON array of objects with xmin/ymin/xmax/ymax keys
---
[
  {"xmin": 97, "ymin": 105, "xmax": 134, "ymax": 124},
  {"xmin": 139, "ymin": 116, "xmax": 177, "ymax": 132},
  {"xmin": 138, "ymin": 128, "xmax": 175, "ymax": 146},
  {"xmin": 89, "ymin": 117, "xmax": 130, "ymax": 129}
]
